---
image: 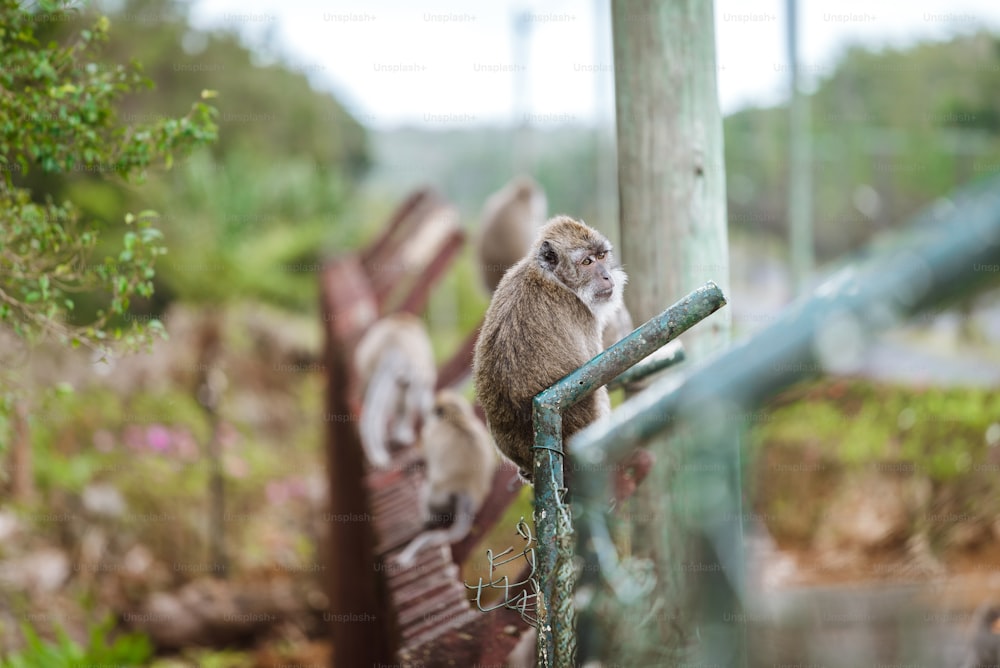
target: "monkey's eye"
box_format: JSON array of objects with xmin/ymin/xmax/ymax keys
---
[
  {"xmin": 596, "ymin": 251, "xmax": 607, "ymax": 260},
  {"xmin": 433, "ymin": 406, "xmax": 445, "ymax": 417},
  {"xmin": 581, "ymin": 257, "xmax": 593, "ymax": 266}
]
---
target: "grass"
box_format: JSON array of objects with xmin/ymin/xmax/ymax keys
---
[
  {"xmin": 749, "ymin": 377, "xmax": 1000, "ymax": 548},
  {"xmin": 752, "ymin": 378, "xmax": 1000, "ymax": 480}
]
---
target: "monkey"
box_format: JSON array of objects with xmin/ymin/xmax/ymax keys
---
[
  {"xmin": 472, "ymin": 215, "xmax": 627, "ymax": 484},
  {"xmin": 962, "ymin": 603, "xmax": 1000, "ymax": 668},
  {"xmin": 353, "ymin": 313, "xmax": 436, "ymax": 469},
  {"xmin": 394, "ymin": 390, "xmax": 497, "ymax": 566},
  {"xmin": 476, "ymin": 176, "xmax": 548, "ymax": 294}
]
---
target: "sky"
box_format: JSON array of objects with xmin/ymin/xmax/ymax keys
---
[{"xmin": 180, "ymin": 0, "xmax": 1000, "ymax": 128}]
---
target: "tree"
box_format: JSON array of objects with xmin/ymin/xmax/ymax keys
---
[
  {"xmin": 0, "ymin": 0, "xmax": 216, "ymax": 364},
  {"xmin": 0, "ymin": 0, "xmax": 216, "ymax": 493},
  {"xmin": 726, "ymin": 32, "xmax": 1000, "ymax": 259}
]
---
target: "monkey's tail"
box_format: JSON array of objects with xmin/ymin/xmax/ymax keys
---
[{"xmin": 359, "ymin": 350, "xmax": 404, "ymax": 468}]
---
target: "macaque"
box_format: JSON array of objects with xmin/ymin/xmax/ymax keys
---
[
  {"xmin": 473, "ymin": 216, "xmax": 626, "ymax": 483},
  {"xmin": 476, "ymin": 176, "xmax": 548, "ymax": 294},
  {"xmin": 395, "ymin": 390, "xmax": 497, "ymax": 566},
  {"xmin": 354, "ymin": 313, "xmax": 436, "ymax": 468}
]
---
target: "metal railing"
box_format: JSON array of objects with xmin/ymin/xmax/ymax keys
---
[
  {"xmin": 531, "ymin": 282, "xmax": 729, "ymax": 666},
  {"xmin": 567, "ymin": 174, "xmax": 1000, "ymax": 664}
]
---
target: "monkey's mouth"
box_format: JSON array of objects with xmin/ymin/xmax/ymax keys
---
[{"xmin": 595, "ymin": 287, "xmax": 614, "ymax": 300}]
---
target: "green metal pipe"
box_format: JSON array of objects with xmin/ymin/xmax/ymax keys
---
[
  {"xmin": 607, "ymin": 340, "xmax": 685, "ymax": 390},
  {"xmin": 571, "ymin": 174, "xmax": 1000, "ymax": 603},
  {"xmin": 531, "ymin": 281, "xmax": 728, "ymax": 666}
]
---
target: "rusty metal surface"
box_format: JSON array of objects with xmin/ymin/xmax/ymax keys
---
[
  {"xmin": 399, "ymin": 227, "xmax": 466, "ymax": 316},
  {"xmin": 361, "ymin": 190, "xmax": 440, "ymax": 286},
  {"xmin": 322, "ymin": 190, "xmax": 532, "ymax": 666},
  {"xmin": 373, "ymin": 451, "xmax": 530, "ymax": 664},
  {"xmin": 359, "ymin": 189, "xmax": 427, "ymax": 267},
  {"xmin": 360, "ymin": 190, "xmax": 460, "ymax": 315},
  {"xmin": 320, "ymin": 256, "xmax": 395, "ymax": 667}
]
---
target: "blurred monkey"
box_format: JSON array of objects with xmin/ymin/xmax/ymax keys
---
[
  {"xmin": 962, "ymin": 603, "xmax": 1000, "ymax": 668},
  {"xmin": 395, "ymin": 390, "xmax": 497, "ymax": 567},
  {"xmin": 354, "ymin": 313, "xmax": 436, "ymax": 468},
  {"xmin": 477, "ymin": 176, "xmax": 548, "ymax": 294}
]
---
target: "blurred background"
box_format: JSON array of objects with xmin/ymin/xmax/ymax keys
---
[{"xmin": 3, "ymin": 0, "xmax": 1000, "ymax": 665}]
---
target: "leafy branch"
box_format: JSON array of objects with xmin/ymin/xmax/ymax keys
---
[{"xmin": 0, "ymin": 0, "xmax": 218, "ymax": 360}]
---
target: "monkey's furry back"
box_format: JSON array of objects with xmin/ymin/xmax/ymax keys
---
[{"xmin": 473, "ymin": 250, "xmax": 607, "ymax": 483}]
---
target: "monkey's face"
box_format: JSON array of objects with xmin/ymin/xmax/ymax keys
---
[
  {"xmin": 573, "ymin": 245, "xmax": 623, "ymax": 305},
  {"xmin": 426, "ymin": 391, "xmax": 471, "ymax": 431},
  {"xmin": 536, "ymin": 217, "xmax": 627, "ymax": 324}
]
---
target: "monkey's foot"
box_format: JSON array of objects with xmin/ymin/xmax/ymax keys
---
[{"xmin": 612, "ymin": 448, "xmax": 655, "ymax": 505}]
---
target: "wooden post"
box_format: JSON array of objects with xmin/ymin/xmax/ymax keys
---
[
  {"xmin": 609, "ymin": 0, "xmax": 744, "ymax": 664},
  {"xmin": 613, "ymin": 0, "xmax": 731, "ymax": 351}
]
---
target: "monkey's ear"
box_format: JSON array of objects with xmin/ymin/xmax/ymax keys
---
[{"xmin": 538, "ymin": 240, "xmax": 558, "ymax": 271}]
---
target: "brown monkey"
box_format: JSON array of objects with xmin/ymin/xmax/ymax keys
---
[
  {"xmin": 476, "ymin": 176, "xmax": 548, "ymax": 294},
  {"xmin": 473, "ymin": 216, "xmax": 627, "ymax": 483},
  {"xmin": 395, "ymin": 390, "xmax": 497, "ymax": 566},
  {"xmin": 354, "ymin": 313, "xmax": 436, "ymax": 468},
  {"xmin": 962, "ymin": 603, "xmax": 1000, "ymax": 668}
]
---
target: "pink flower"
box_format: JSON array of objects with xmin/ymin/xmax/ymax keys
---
[{"xmin": 145, "ymin": 425, "xmax": 172, "ymax": 453}]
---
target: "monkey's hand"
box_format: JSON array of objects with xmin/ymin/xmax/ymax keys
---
[{"xmin": 613, "ymin": 448, "xmax": 655, "ymax": 505}]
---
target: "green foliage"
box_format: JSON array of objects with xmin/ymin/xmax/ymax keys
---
[
  {"xmin": 0, "ymin": 0, "xmax": 217, "ymax": 361},
  {"xmin": 18, "ymin": 0, "xmax": 374, "ymax": 310},
  {"xmin": 752, "ymin": 378, "xmax": 1000, "ymax": 480},
  {"xmin": 148, "ymin": 148, "xmax": 357, "ymax": 309},
  {"xmin": 726, "ymin": 32, "xmax": 1000, "ymax": 258},
  {"xmin": 370, "ymin": 126, "xmax": 605, "ymax": 224},
  {"xmin": 370, "ymin": 32, "xmax": 1000, "ymax": 262},
  {"xmin": 1, "ymin": 616, "xmax": 152, "ymax": 668},
  {"xmin": 751, "ymin": 378, "xmax": 1000, "ymax": 548},
  {"xmin": 27, "ymin": 385, "xmax": 208, "ymax": 495},
  {"xmin": 149, "ymin": 648, "xmax": 252, "ymax": 668},
  {"xmin": 100, "ymin": 0, "xmax": 368, "ymax": 177},
  {"xmin": 19, "ymin": 355, "xmax": 326, "ymax": 573}
]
